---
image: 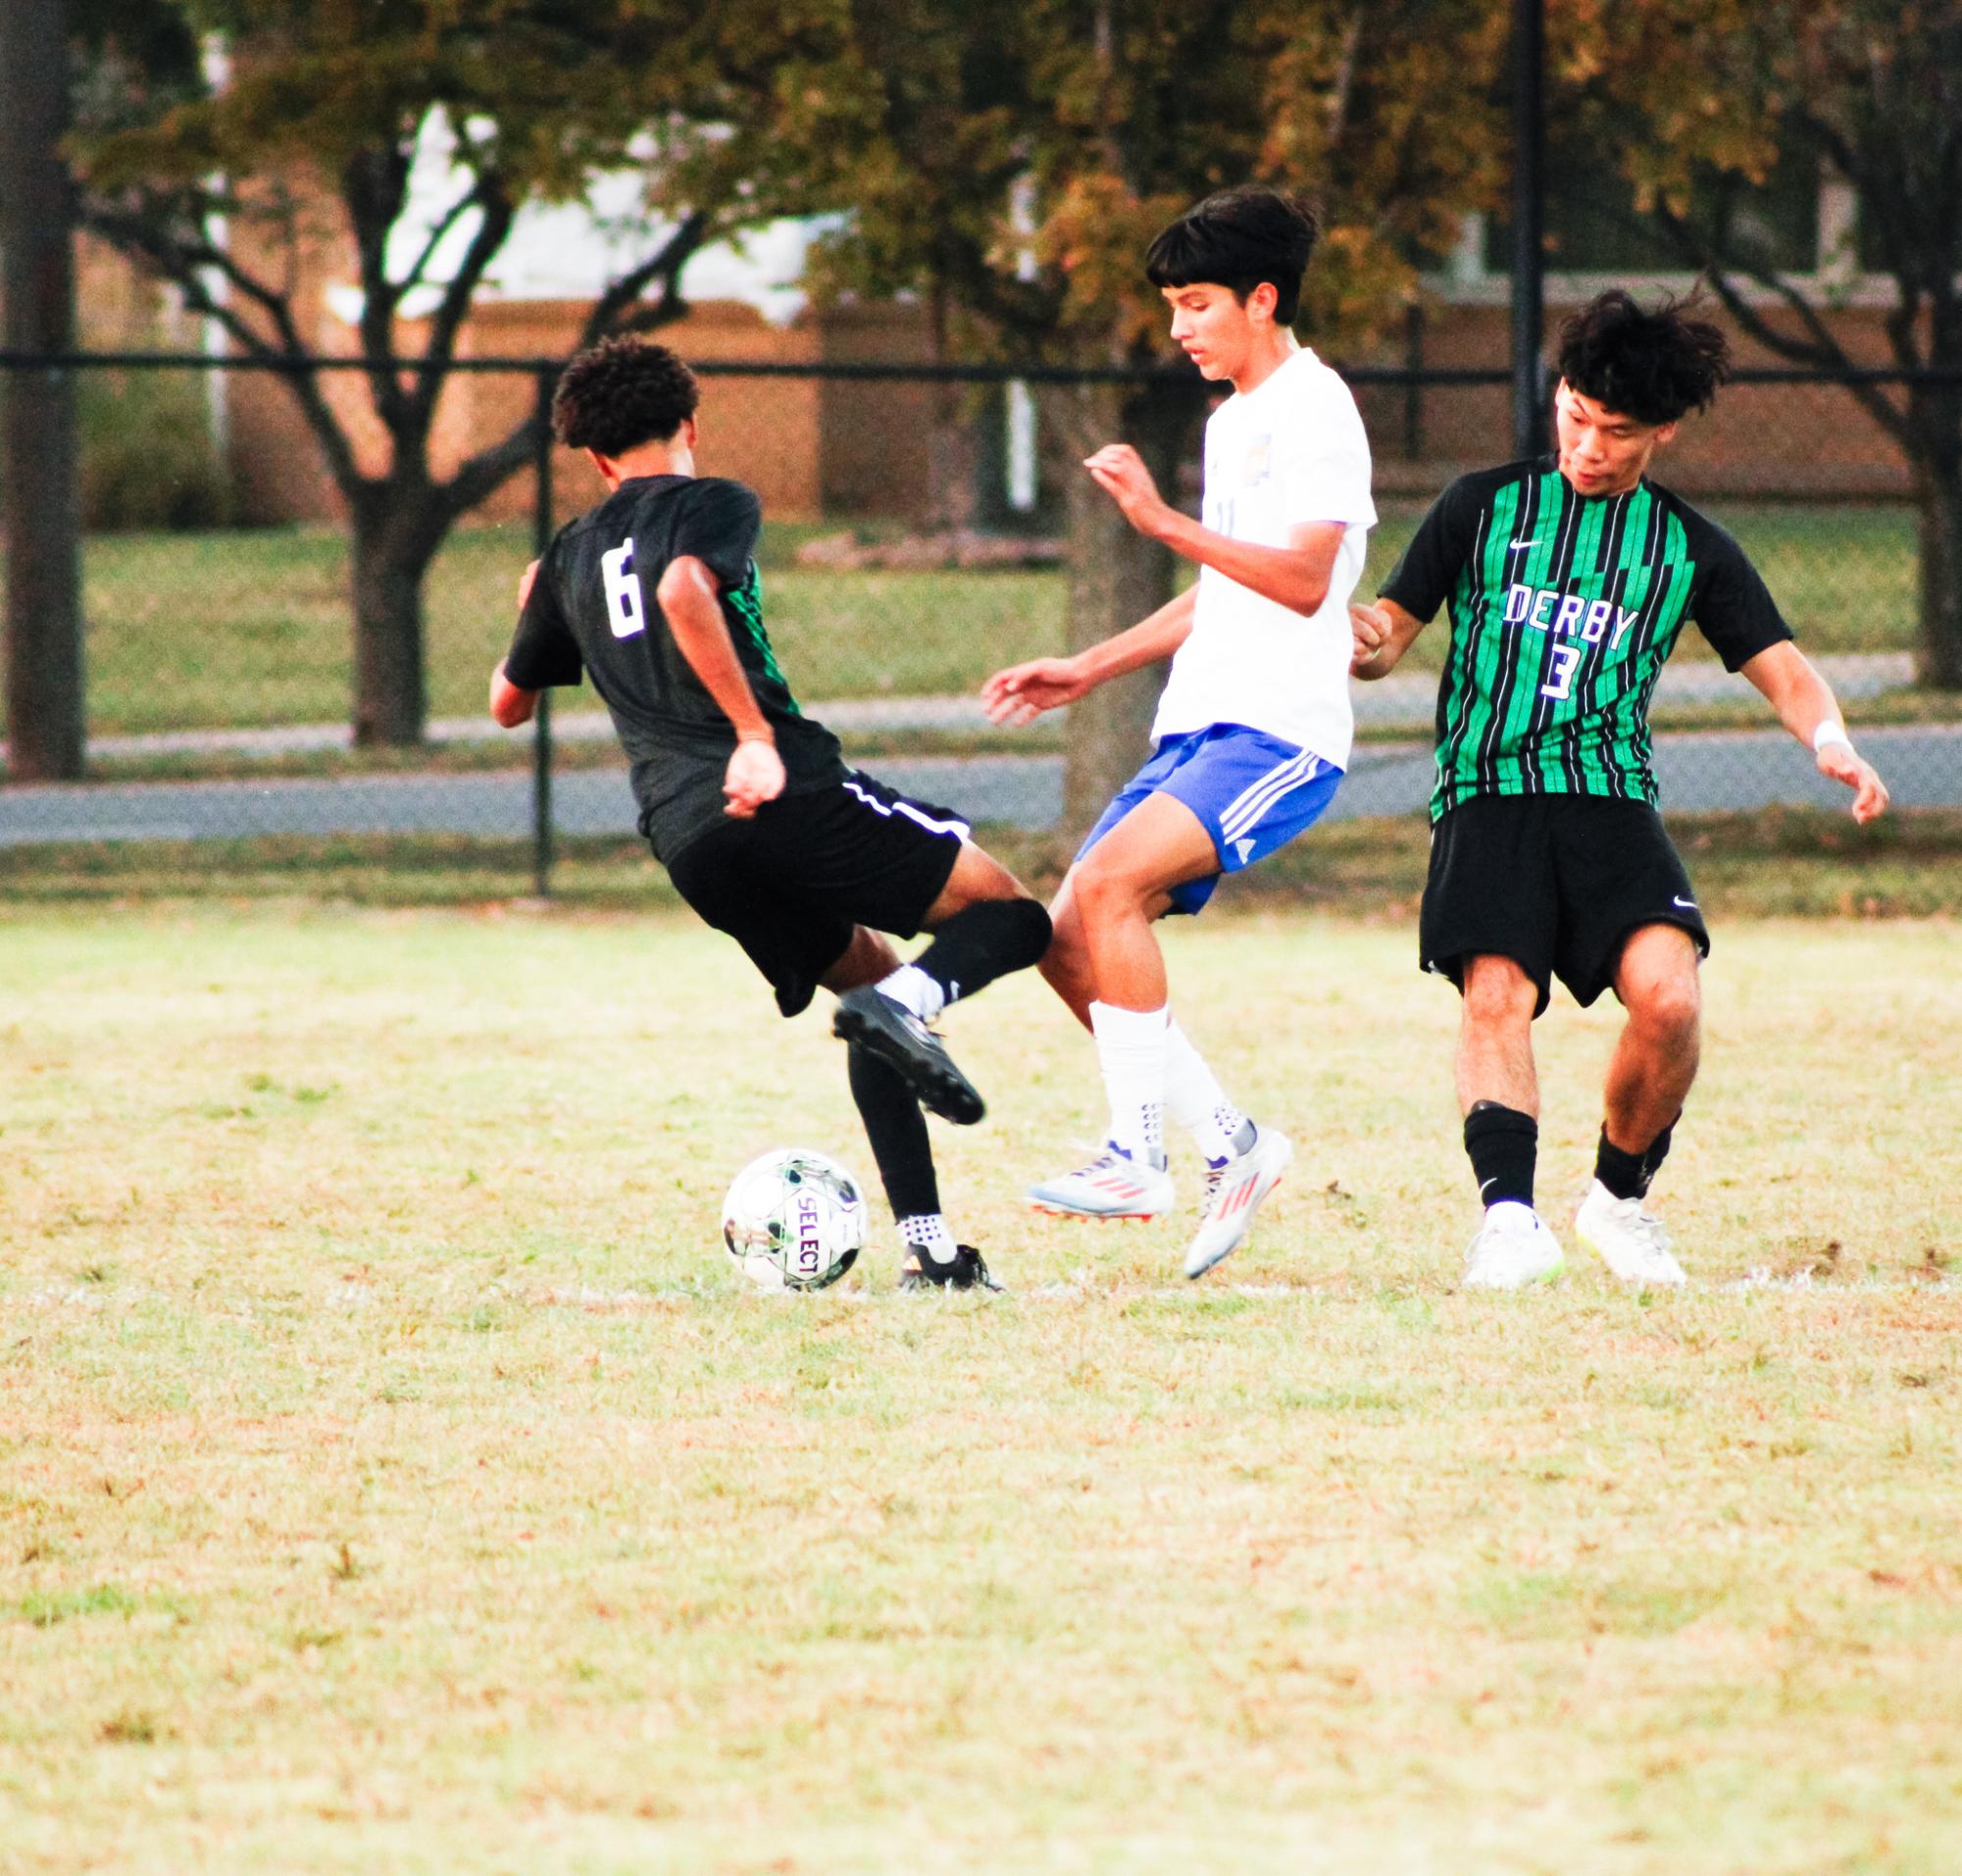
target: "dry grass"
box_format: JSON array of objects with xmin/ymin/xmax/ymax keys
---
[{"xmin": 3, "ymin": 907, "xmax": 1959, "ymax": 1873}]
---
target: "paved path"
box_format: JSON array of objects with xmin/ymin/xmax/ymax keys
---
[{"xmin": 2, "ymin": 723, "xmax": 1955, "ymax": 848}]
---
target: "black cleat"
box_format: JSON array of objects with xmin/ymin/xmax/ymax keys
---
[
  {"xmin": 832, "ymin": 988, "xmax": 985, "ymax": 1126},
  {"xmin": 897, "ymin": 1245, "xmax": 1003, "ymax": 1293}
]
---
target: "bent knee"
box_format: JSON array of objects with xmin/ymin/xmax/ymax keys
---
[
  {"xmin": 1070, "ymin": 852, "xmax": 1153, "ymax": 921},
  {"xmin": 1629, "ymin": 970, "xmax": 1701, "ymax": 1039}
]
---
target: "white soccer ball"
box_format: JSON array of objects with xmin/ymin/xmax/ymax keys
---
[{"xmin": 721, "ymin": 1146, "xmax": 868, "ymax": 1292}]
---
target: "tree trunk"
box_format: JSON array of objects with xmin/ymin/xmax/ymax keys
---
[
  {"xmin": 1910, "ymin": 383, "xmax": 1962, "ymax": 688},
  {"xmin": 1056, "ymin": 378, "xmax": 1204, "ymax": 835},
  {"xmin": 349, "ymin": 493, "xmax": 438, "ymax": 746},
  {"xmin": 1, "ymin": 0, "xmax": 84, "ymax": 782}
]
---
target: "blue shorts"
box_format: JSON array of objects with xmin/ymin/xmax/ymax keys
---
[{"xmin": 1076, "ymin": 724, "xmax": 1344, "ymax": 915}]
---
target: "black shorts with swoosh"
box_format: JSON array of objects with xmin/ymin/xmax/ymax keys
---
[{"xmin": 1419, "ymin": 794, "xmax": 1711, "ymax": 1015}]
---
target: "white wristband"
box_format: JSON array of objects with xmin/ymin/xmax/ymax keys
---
[{"xmin": 1812, "ymin": 720, "xmax": 1853, "ymax": 755}]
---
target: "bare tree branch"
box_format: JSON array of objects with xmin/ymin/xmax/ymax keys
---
[
  {"xmin": 345, "ymin": 145, "xmax": 416, "ymax": 433},
  {"xmin": 81, "ymin": 197, "xmax": 370, "ymax": 490},
  {"xmin": 576, "ymin": 207, "xmax": 712, "ymax": 345},
  {"xmin": 1646, "ymin": 201, "xmax": 1911, "ymax": 447},
  {"xmin": 407, "ymin": 173, "xmax": 516, "ymax": 434}
]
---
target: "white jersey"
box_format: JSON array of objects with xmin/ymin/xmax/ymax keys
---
[{"xmin": 1151, "ymin": 343, "xmax": 1376, "ymax": 769}]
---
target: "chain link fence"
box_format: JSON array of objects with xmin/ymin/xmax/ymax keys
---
[{"xmin": 2, "ymin": 351, "xmax": 1958, "ymax": 891}]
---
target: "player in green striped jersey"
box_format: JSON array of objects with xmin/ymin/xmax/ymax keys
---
[{"xmin": 1350, "ymin": 291, "xmax": 1888, "ymax": 1290}]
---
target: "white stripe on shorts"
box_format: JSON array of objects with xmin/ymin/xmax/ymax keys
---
[
  {"xmin": 843, "ymin": 778, "xmax": 971, "ymax": 840},
  {"xmin": 1219, "ymin": 751, "xmax": 1327, "ymax": 842}
]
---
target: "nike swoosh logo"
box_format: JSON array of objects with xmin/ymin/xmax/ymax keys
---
[
  {"xmin": 1510, "ymin": 538, "xmax": 1542, "ymax": 550},
  {"xmin": 1479, "ymin": 1177, "xmax": 1497, "ymax": 1196},
  {"xmin": 1673, "ymin": 895, "xmax": 1697, "ymax": 910}
]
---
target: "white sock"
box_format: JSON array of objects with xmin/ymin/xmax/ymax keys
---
[
  {"xmin": 1164, "ymin": 1019, "xmax": 1251, "ymax": 1163},
  {"xmin": 1089, "ymin": 1000, "xmax": 1168, "ymax": 1166},
  {"xmin": 877, "ymin": 963, "xmax": 945, "ymax": 1024},
  {"xmin": 900, "ymin": 1212, "xmax": 958, "ymax": 1264}
]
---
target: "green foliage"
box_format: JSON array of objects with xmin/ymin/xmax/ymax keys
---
[
  {"xmin": 800, "ymin": 0, "xmax": 1507, "ymax": 364},
  {"xmin": 77, "ymin": 369, "xmax": 231, "ymax": 532}
]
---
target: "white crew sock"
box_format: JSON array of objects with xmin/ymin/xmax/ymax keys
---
[
  {"xmin": 1089, "ymin": 1000, "xmax": 1168, "ymax": 1166},
  {"xmin": 876, "ymin": 962, "xmax": 945, "ymax": 1024},
  {"xmin": 1163, "ymin": 1018, "xmax": 1252, "ymax": 1163},
  {"xmin": 900, "ymin": 1211, "xmax": 959, "ymax": 1265}
]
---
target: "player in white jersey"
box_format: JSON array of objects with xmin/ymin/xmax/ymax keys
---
[{"xmin": 982, "ymin": 187, "xmax": 1376, "ymax": 1277}]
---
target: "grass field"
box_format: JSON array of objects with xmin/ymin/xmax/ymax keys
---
[
  {"xmin": 4, "ymin": 900, "xmax": 1959, "ymax": 1871},
  {"xmin": 79, "ymin": 504, "xmax": 1922, "ymax": 737}
]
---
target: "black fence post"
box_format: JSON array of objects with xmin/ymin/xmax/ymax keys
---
[
  {"xmin": 1, "ymin": 0, "xmax": 85, "ymax": 782},
  {"xmin": 1510, "ymin": 0, "xmax": 1547, "ymax": 459},
  {"xmin": 530, "ymin": 366, "xmax": 555, "ymax": 898}
]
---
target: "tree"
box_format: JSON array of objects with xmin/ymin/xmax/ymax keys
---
[
  {"xmin": 799, "ymin": 0, "xmax": 1506, "ymax": 827},
  {"xmin": 72, "ymin": 0, "xmax": 834, "ymax": 744},
  {"xmin": 1562, "ymin": 0, "xmax": 1962, "ymax": 687}
]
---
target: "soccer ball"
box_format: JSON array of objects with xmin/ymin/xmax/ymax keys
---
[{"xmin": 721, "ymin": 1146, "xmax": 868, "ymax": 1292}]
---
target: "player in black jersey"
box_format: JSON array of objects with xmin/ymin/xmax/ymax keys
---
[
  {"xmin": 490, "ymin": 338, "xmax": 1051, "ymax": 1292},
  {"xmin": 1349, "ymin": 291, "xmax": 1888, "ymax": 1290}
]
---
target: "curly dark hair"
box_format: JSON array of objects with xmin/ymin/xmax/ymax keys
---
[
  {"xmin": 1555, "ymin": 290, "xmax": 1732, "ymax": 427},
  {"xmin": 1145, "ymin": 186, "xmax": 1320, "ymax": 325},
  {"xmin": 551, "ymin": 336, "xmax": 700, "ymax": 456}
]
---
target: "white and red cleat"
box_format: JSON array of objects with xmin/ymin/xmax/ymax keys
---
[
  {"xmin": 1183, "ymin": 1125, "xmax": 1293, "ymax": 1278},
  {"xmin": 1027, "ymin": 1145, "xmax": 1175, "ymax": 1221}
]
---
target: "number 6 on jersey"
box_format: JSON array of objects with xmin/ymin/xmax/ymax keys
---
[{"xmin": 601, "ymin": 537, "xmax": 646, "ymax": 639}]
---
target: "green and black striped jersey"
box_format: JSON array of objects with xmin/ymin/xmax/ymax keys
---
[
  {"xmin": 1380, "ymin": 457, "xmax": 1792, "ymax": 823},
  {"xmin": 505, "ymin": 473, "xmax": 843, "ymax": 860}
]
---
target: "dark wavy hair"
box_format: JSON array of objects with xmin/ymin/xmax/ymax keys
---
[
  {"xmin": 1555, "ymin": 290, "xmax": 1732, "ymax": 426},
  {"xmin": 1144, "ymin": 186, "xmax": 1320, "ymax": 325},
  {"xmin": 551, "ymin": 336, "xmax": 700, "ymax": 455}
]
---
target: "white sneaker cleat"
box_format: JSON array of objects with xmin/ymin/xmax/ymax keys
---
[
  {"xmin": 1575, "ymin": 1179, "xmax": 1687, "ymax": 1288},
  {"xmin": 1462, "ymin": 1201, "xmax": 1565, "ymax": 1290},
  {"xmin": 1184, "ymin": 1126, "xmax": 1293, "ymax": 1279},
  {"xmin": 1027, "ymin": 1144, "xmax": 1175, "ymax": 1221}
]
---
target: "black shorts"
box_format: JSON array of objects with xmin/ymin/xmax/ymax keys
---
[
  {"xmin": 1420, "ymin": 793, "xmax": 1711, "ymax": 1016},
  {"xmin": 664, "ymin": 769, "xmax": 969, "ymax": 1018}
]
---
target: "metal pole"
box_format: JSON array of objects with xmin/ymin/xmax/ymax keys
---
[
  {"xmin": 530, "ymin": 367, "xmax": 555, "ymax": 898},
  {"xmin": 1510, "ymin": 0, "xmax": 1547, "ymax": 460},
  {"xmin": 1, "ymin": 0, "xmax": 85, "ymax": 781},
  {"xmin": 1403, "ymin": 299, "xmax": 1425, "ymax": 461}
]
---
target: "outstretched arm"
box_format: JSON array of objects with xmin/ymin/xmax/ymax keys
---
[
  {"xmin": 1083, "ymin": 444, "xmax": 1344, "ymax": 615},
  {"xmin": 1739, "ymin": 641, "xmax": 1889, "ymax": 824},
  {"xmin": 981, "ymin": 584, "xmax": 1196, "ymax": 726},
  {"xmin": 656, "ymin": 554, "xmax": 786, "ymax": 818}
]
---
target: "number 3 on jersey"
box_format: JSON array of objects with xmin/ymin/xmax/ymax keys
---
[
  {"xmin": 1541, "ymin": 643, "xmax": 1581, "ymax": 701},
  {"xmin": 601, "ymin": 537, "xmax": 646, "ymax": 639}
]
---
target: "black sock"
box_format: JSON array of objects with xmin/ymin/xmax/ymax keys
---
[
  {"xmin": 1464, "ymin": 1101, "xmax": 1536, "ymax": 1209},
  {"xmin": 847, "ymin": 1043, "xmax": 938, "ymax": 1219},
  {"xmin": 1641, "ymin": 1111, "xmax": 1680, "ymax": 1191},
  {"xmin": 1595, "ymin": 1109, "xmax": 1681, "ymax": 1201},
  {"xmin": 912, "ymin": 898, "xmax": 1050, "ymax": 1010},
  {"xmin": 1594, "ymin": 1129, "xmax": 1648, "ymax": 1201}
]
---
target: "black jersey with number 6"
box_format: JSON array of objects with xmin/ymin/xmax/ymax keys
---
[
  {"xmin": 503, "ymin": 473, "xmax": 844, "ymax": 861},
  {"xmin": 1380, "ymin": 457, "xmax": 1793, "ymax": 823}
]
